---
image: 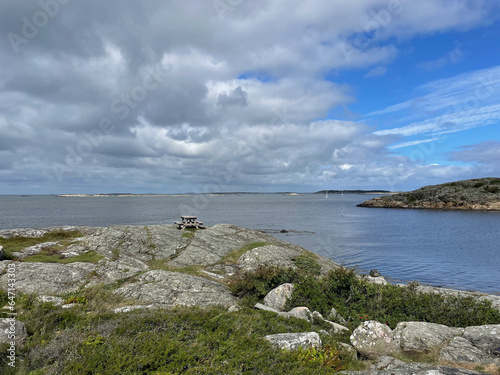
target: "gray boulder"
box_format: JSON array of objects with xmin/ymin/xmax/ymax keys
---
[
  {"xmin": 264, "ymin": 332, "xmax": 321, "ymax": 351},
  {"xmin": 392, "ymin": 322, "xmax": 464, "ymax": 351},
  {"xmin": 114, "ymin": 269, "xmax": 236, "ymax": 307},
  {"xmin": 462, "ymin": 324, "xmax": 500, "ymax": 352},
  {"xmin": 0, "ymin": 262, "xmax": 96, "ymax": 295},
  {"xmin": 350, "ymin": 321, "xmax": 395, "ymax": 359},
  {"xmin": 345, "ymin": 363, "xmax": 484, "ymax": 375},
  {"xmin": 282, "ymin": 306, "xmax": 312, "ymax": 322},
  {"xmin": 263, "ymin": 283, "xmax": 294, "ymax": 311},
  {"xmin": 112, "ymin": 305, "xmax": 155, "ymax": 313},
  {"xmin": 0, "ymin": 318, "xmax": 28, "ymax": 343},
  {"xmin": 369, "ymin": 270, "xmax": 381, "ymax": 277},
  {"xmin": 254, "ymin": 302, "xmax": 280, "ymax": 314},
  {"xmin": 439, "ymin": 337, "xmax": 500, "ymax": 365},
  {"xmin": 365, "ymin": 275, "xmax": 388, "ymax": 285},
  {"xmin": 37, "ymin": 296, "xmax": 64, "ymax": 306}
]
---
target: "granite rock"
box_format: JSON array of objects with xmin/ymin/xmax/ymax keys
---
[
  {"xmin": 0, "ymin": 262, "xmax": 96, "ymax": 295},
  {"xmin": 263, "ymin": 283, "xmax": 294, "ymax": 311},
  {"xmin": 439, "ymin": 337, "xmax": 500, "ymax": 365},
  {"xmin": 264, "ymin": 332, "xmax": 321, "ymax": 351},
  {"xmin": 0, "ymin": 318, "xmax": 28, "ymax": 343},
  {"xmin": 114, "ymin": 269, "xmax": 236, "ymax": 307},
  {"xmin": 350, "ymin": 321, "xmax": 395, "ymax": 359},
  {"xmin": 392, "ymin": 322, "xmax": 464, "ymax": 351}
]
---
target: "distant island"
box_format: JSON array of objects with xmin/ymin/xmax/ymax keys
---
[
  {"xmin": 358, "ymin": 177, "xmax": 500, "ymax": 211},
  {"xmin": 314, "ymin": 190, "xmax": 391, "ymax": 195},
  {"xmin": 57, "ymin": 190, "xmax": 391, "ymax": 197}
]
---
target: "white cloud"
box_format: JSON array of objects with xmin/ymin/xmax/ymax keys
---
[
  {"xmin": 364, "ymin": 66, "xmax": 387, "ymax": 77},
  {"xmin": 1, "ymin": 0, "xmax": 499, "ymax": 193}
]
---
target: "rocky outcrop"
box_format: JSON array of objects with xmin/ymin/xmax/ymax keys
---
[
  {"xmin": 392, "ymin": 322, "xmax": 464, "ymax": 351},
  {"xmin": 0, "ymin": 224, "xmax": 328, "ymax": 304},
  {"xmin": 358, "ymin": 178, "xmax": 500, "ymax": 211},
  {"xmin": 1, "ymin": 223, "xmax": 500, "ymax": 375},
  {"xmin": 349, "ymin": 320, "xmax": 500, "ymax": 370},
  {"xmin": 264, "ymin": 332, "xmax": 321, "ymax": 351},
  {"xmin": 0, "ymin": 262, "xmax": 97, "ymax": 295},
  {"xmin": 114, "ymin": 269, "xmax": 237, "ymax": 307}
]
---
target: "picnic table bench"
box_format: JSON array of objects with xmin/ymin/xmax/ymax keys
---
[{"xmin": 175, "ymin": 216, "xmax": 204, "ymax": 229}]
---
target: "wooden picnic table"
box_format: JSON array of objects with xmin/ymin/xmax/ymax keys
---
[{"xmin": 174, "ymin": 216, "xmax": 204, "ymax": 229}]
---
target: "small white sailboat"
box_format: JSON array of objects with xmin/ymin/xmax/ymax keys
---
[{"xmin": 325, "ymin": 190, "xmax": 328, "ymax": 198}]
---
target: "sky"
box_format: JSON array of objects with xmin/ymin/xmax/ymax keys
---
[{"xmin": 1, "ymin": 0, "xmax": 500, "ymax": 194}]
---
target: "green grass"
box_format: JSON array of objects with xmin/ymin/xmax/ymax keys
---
[
  {"xmin": 0, "ymin": 229, "xmax": 82, "ymax": 259},
  {"xmin": 22, "ymin": 250, "xmax": 104, "ymax": 264},
  {"xmin": 0, "ymin": 291, "xmax": 363, "ymax": 375},
  {"xmin": 182, "ymin": 231, "xmax": 195, "ymax": 239}
]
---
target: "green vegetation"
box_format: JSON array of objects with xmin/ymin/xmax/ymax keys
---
[
  {"xmin": 0, "ymin": 230, "xmax": 82, "ymax": 260},
  {"xmin": 22, "ymin": 250, "xmax": 104, "ymax": 264},
  {"xmin": 1, "ymin": 265, "xmax": 500, "ymax": 374},
  {"xmin": 182, "ymin": 231, "xmax": 195, "ymax": 239},
  {"xmin": 473, "ymin": 182, "xmax": 485, "ymax": 188},
  {"xmin": 293, "ymin": 254, "xmax": 321, "ymax": 275},
  {"xmin": 231, "ymin": 266, "xmax": 500, "ymax": 330},
  {"xmin": 0, "ymin": 289, "xmax": 360, "ymax": 374},
  {"xmin": 296, "ymin": 345, "xmax": 343, "ymax": 371},
  {"xmin": 484, "ymin": 186, "xmax": 500, "ymax": 194}
]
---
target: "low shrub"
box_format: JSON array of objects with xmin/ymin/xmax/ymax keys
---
[
  {"xmin": 293, "ymin": 254, "xmax": 321, "ymax": 275},
  {"xmin": 285, "ymin": 268, "xmax": 500, "ymax": 329},
  {"xmin": 228, "ymin": 265, "xmax": 300, "ymax": 303}
]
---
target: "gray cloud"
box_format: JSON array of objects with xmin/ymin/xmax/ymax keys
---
[{"xmin": 0, "ymin": 0, "xmax": 499, "ymax": 194}]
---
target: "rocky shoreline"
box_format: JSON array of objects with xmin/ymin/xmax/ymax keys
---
[
  {"xmin": 358, "ymin": 178, "xmax": 500, "ymax": 211},
  {"xmin": 1, "ymin": 224, "xmax": 499, "ymax": 374}
]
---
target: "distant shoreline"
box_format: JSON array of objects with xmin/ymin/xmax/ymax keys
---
[{"xmin": 55, "ymin": 191, "xmax": 392, "ymax": 197}]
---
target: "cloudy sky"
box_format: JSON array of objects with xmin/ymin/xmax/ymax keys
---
[{"xmin": 1, "ymin": 0, "xmax": 500, "ymax": 194}]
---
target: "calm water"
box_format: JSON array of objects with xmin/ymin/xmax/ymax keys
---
[{"xmin": 1, "ymin": 194, "xmax": 499, "ymax": 294}]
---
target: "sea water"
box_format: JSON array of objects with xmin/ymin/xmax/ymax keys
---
[{"xmin": 1, "ymin": 194, "xmax": 499, "ymax": 294}]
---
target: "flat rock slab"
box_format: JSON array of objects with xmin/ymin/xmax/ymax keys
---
[
  {"xmin": 237, "ymin": 245, "xmax": 300, "ymax": 271},
  {"xmin": 392, "ymin": 322, "xmax": 464, "ymax": 351},
  {"xmin": 345, "ymin": 364, "xmax": 485, "ymax": 375},
  {"xmin": 0, "ymin": 262, "xmax": 96, "ymax": 295},
  {"xmin": 462, "ymin": 324, "xmax": 500, "ymax": 352},
  {"xmin": 114, "ymin": 269, "xmax": 236, "ymax": 307},
  {"xmin": 169, "ymin": 224, "xmax": 306, "ymax": 268},
  {"xmin": 82, "ymin": 225, "xmax": 182, "ymax": 262},
  {"xmin": 440, "ymin": 337, "xmax": 500, "ymax": 365},
  {"xmin": 264, "ymin": 332, "xmax": 321, "ymax": 351}
]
